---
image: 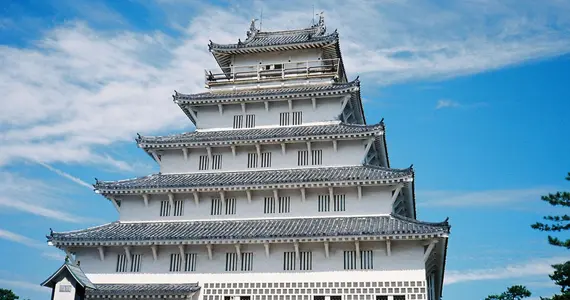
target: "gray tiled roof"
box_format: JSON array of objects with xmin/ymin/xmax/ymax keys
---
[
  {"xmin": 137, "ymin": 121, "xmax": 383, "ymax": 148},
  {"xmin": 173, "ymin": 79, "xmax": 358, "ymax": 103},
  {"xmin": 48, "ymin": 215, "xmax": 450, "ymax": 244},
  {"xmin": 94, "ymin": 165, "xmax": 413, "ymax": 193},
  {"xmin": 41, "ymin": 262, "xmax": 95, "ymax": 289},
  {"xmin": 86, "ymin": 283, "xmax": 200, "ymax": 298}
]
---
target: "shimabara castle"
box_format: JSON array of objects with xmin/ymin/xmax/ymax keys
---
[{"xmin": 41, "ymin": 14, "xmax": 450, "ymax": 300}]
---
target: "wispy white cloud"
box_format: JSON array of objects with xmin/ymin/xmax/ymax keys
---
[
  {"xmin": 0, "ymin": 278, "xmax": 49, "ymax": 293},
  {"xmin": 0, "ymin": 228, "xmax": 64, "ymax": 261},
  {"xmin": 418, "ymin": 187, "xmax": 554, "ymax": 207},
  {"xmin": 35, "ymin": 161, "xmax": 93, "ymax": 189},
  {"xmin": 445, "ymin": 256, "xmax": 568, "ymax": 285},
  {"xmin": 436, "ymin": 99, "xmax": 460, "ymax": 109}
]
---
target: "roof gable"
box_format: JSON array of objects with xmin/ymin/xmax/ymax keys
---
[{"xmin": 41, "ymin": 262, "xmax": 95, "ymax": 289}]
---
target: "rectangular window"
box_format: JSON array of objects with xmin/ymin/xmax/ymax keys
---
[
  {"xmin": 376, "ymin": 297, "xmax": 388, "ymax": 300},
  {"xmin": 360, "ymin": 250, "xmax": 374, "ymax": 269},
  {"xmin": 247, "ymin": 153, "xmax": 258, "ymax": 168},
  {"xmin": 333, "ymin": 194, "xmax": 346, "ymax": 212},
  {"xmin": 331, "ymin": 297, "xmax": 342, "ymax": 300},
  {"xmin": 279, "ymin": 112, "xmax": 290, "ymax": 126},
  {"xmin": 241, "ymin": 252, "xmax": 253, "ymax": 271},
  {"xmin": 169, "ymin": 253, "xmax": 182, "ymax": 272},
  {"xmin": 393, "ymin": 297, "xmax": 405, "ymax": 300},
  {"xmin": 173, "ymin": 200, "xmax": 184, "ymax": 216},
  {"xmin": 311, "ymin": 149, "xmax": 322, "ymax": 165},
  {"xmin": 198, "ymin": 155, "xmax": 209, "ymax": 170},
  {"xmin": 225, "ymin": 252, "xmax": 238, "ymax": 271},
  {"xmin": 116, "ymin": 254, "xmax": 128, "ymax": 272},
  {"xmin": 261, "ymin": 152, "xmax": 271, "ymax": 168},
  {"xmin": 225, "ymin": 197, "xmax": 236, "ymax": 215},
  {"xmin": 343, "ymin": 250, "xmax": 357, "ymax": 270},
  {"xmin": 283, "ymin": 251, "xmax": 296, "ymax": 271},
  {"xmin": 211, "ymin": 198, "xmax": 223, "ymax": 215},
  {"xmin": 245, "ymin": 114, "xmax": 255, "ymax": 128},
  {"xmin": 278, "ymin": 196, "xmax": 290, "ymax": 213},
  {"xmin": 299, "ymin": 251, "xmax": 313, "ymax": 271},
  {"xmin": 212, "ymin": 154, "xmax": 222, "ymax": 170},
  {"xmin": 233, "ymin": 115, "xmax": 243, "ymax": 128},
  {"xmin": 297, "ymin": 150, "xmax": 309, "ymax": 166},
  {"xmin": 130, "ymin": 254, "xmax": 142, "ymax": 272},
  {"xmin": 318, "ymin": 195, "xmax": 330, "ymax": 212},
  {"xmin": 264, "ymin": 197, "xmax": 276, "ymax": 214},
  {"xmin": 159, "ymin": 200, "xmax": 171, "ymax": 217},
  {"xmin": 59, "ymin": 285, "xmax": 72, "ymax": 292},
  {"xmin": 185, "ymin": 253, "xmax": 197, "ymax": 272},
  {"xmin": 292, "ymin": 111, "xmax": 302, "ymax": 125}
]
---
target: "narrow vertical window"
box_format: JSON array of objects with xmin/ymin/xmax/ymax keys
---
[
  {"xmin": 169, "ymin": 253, "xmax": 181, "ymax": 272},
  {"xmin": 210, "ymin": 198, "xmax": 223, "ymax": 215},
  {"xmin": 245, "ymin": 114, "xmax": 255, "ymax": 128},
  {"xmin": 311, "ymin": 149, "xmax": 322, "ymax": 165},
  {"xmin": 297, "ymin": 150, "xmax": 309, "ymax": 166},
  {"xmin": 343, "ymin": 250, "xmax": 357, "ymax": 270},
  {"xmin": 283, "ymin": 251, "xmax": 296, "ymax": 270},
  {"xmin": 279, "ymin": 112, "xmax": 290, "ymax": 126},
  {"xmin": 212, "ymin": 154, "xmax": 222, "ymax": 170},
  {"xmin": 198, "ymin": 155, "xmax": 209, "ymax": 170},
  {"xmin": 185, "ymin": 253, "xmax": 197, "ymax": 272},
  {"xmin": 261, "ymin": 152, "xmax": 272, "ymax": 168},
  {"xmin": 264, "ymin": 197, "xmax": 276, "ymax": 214},
  {"xmin": 247, "ymin": 153, "xmax": 258, "ymax": 168},
  {"xmin": 173, "ymin": 200, "xmax": 184, "ymax": 216},
  {"xmin": 241, "ymin": 252, "xmax": 253, "ymax": 271},
  {"xmin": 225, "ymin": 198, "xmax": 236, "ymax": 215},
  {"xmin": 130, "ymin": 254, "xmax": 142, "ymax": 272},
  {"xmin": 278, "ymin": 196, "xmax": 290, "ymax": 213},
  {"xmin": 333, "ymin": 194, "xmax": 346, "ymax": 212},
  {"xmin": 299, "ymin": 251, "xmax": 313, "ymax": 271},
  {"xmin": 233, "ymin": 115, "xmax": 243, "ymax": 128},
  {"xmin": 160, "ymin": 200, "xmax": 171, "ymax": 217},
  {"xmin": 116, "ymin": 254, "xmax": 128, "ymax": 272},
  {"xmin": 292, "ymin": 111, "xmax": 303, "ymax": 125},
  {"xmin": 225, "ymin": 253, "xmax": 238, "ymax": 271},
  {"xmin": 360, "ymin": 250, "xmax": 374, "ymax": 270},
  {"xmin": 318, "ymin": 195, "xmax": 330, "ymax": 212}
]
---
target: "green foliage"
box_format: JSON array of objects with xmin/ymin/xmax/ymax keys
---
[
  {"xmin": 531, "ymin": 173, "xmax": 570, "ymax": 249},
  {"xmin": 0, "ymin": 289, "xmax": 19, "ymax": 300},
  {"xmin": 484, "ymin": 285, "xmax": 531, "ymax": 300}
]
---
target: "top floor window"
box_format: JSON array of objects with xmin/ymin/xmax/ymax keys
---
[{"xmin": 279, "ymin": 111, "xmax": 303, "ymax": 126}]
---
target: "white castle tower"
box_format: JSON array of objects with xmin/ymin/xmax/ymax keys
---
[{"xmin": 42, "ymin": 15, "xmax": 450, "ymax": 300}]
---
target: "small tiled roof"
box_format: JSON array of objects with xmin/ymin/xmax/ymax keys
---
[
  {"xmin": 41, "ymin": 262, "xmax": 95, "ymax": 289},
  {"xmin": 48, "ymin": 215, "xmax": 450, "ymax": 245},
  {"xmin": 86, "ymin": 283, "xmax": 200, "ymax": 298},
  {"xmin": 137, "ymin": 121, "xmax": 383, "ymax": 149},
  {"xmin": 93, "ymin": 165, "xmax": 413, "ymax": 194},
  {"xmin": 173, "ymin": 79, "xmax": 359, "ymax": 104}
]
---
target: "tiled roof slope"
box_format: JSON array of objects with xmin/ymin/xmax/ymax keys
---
[
  {"xmin": 86, "ymin": 284, "xmax": 200, "ymax": 298},
  {"xmin": 173, "ymin": 79, "xmax": 359, "ymax": 103},
  {"xmin": 41, "ymin": 262, "xmax": 95, "ymax": 289},
  {"xmin": 48, "ymin": 215, "xmax": 450, "ymax": 244},
  {"xmin": 94, "ymin": 165, "xmax": 413, "ymax": 193},
  {"xmin": 137, "ymin": 121, "xmax": 383, "ymax": 148}
]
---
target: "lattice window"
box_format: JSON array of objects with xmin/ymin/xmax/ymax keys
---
[
  {"xmin": 247, "ymin": 153, "xmax": 258, "ymax": 168},
  {"xmin": 212, "ymin": 154, "xmax": 222, "ymax": 170},
  {"xmin": 333, "ymin": 194, "xmax": 346, "ymax": 212},
  {"xmin": 225, "ymin": 198, "xmax": 236, "ymax": 215},
  {"xmin": 264, "ymin": 197, "xmax": 276, "ymax": 214},
  {"xmin": 211, "ymin": 198, "xmax": 223, "ymax": 215},
  {"xmin": 343, "ymin": 250, "xmax": 357, "ymax": 270},
  {"xmin": 394, "ymin": 297, "xmax": 405, "ymax": 300},
  {"xmin": 311, "ymin": 149, "xmax": 323, "ymax": 165},
  {"xmin": 297, "ymin": 150, "xmax": 309, "ymax": 166},
  {"xmin": 278, "ymin": 196, "xmax": 290, "ymax": 213},
  {"xmin": 245, "ymin": 114, "xmax": 255, "ymax": 128},
  {"xmin": 318, "ymin": 195, "xmax": 330, "ymax": 212},
  {"xmin": 185, "ymin": 253, "xmax": 197, "ymax": 272},
  {"xmin": 300, "ymin": 251, "xmax": 312, "ymax": 271},
  {"xmin": 292, "ymin": 111, "xmax": 302, "ymax": 125},
  {"xmin": 169, "ymin": 253, "xmax": 182, "ymax": 272},
  {"xmin": 199, "ymin": 155, "xmax": 209, "ymax": 170},
  {"xmin": 171, "ymin": 200, "xmax": 183, "ymax": 216},
  {"xmin": 330, "ymin": 297, "xmax": 342, "ymax": 300},
  {"xmin": 283, "ymin": 251, "xmax": 296, "ymax": 270},
  {"xmin": 376, "ymin": 297, "xmax": 388, "ymax": 300},
  {"xmin": 361, "ymin": 250, "xmax": 374, "ymax": 270},
  {"xmin": 159, "ymin": 200, "xmax": 171, "ymax": 217},
  {"xmin": 241, "ymin": 252, "xmax": 254, "ymax": 271},
  {"xmin": 59, "ymin": 285, "xmax": 72, "ymax": 292},
  {"xmin": 116, "ymin": 254, "xmax": 128, "ymax": 272},
  {"xmin": 130, "ymin": 254, "xmax": 142, "ymax": 272},
  {"xmin": 280, "ymin": 112, "xmax": 290, "ymax": 126},
  {"xmin": 225, "ymin": 253, "xmax": 238, "ymax": 271},
  {"xmin": 261, "ymin": 152, "xmax": 272, "ymax": 168},
  {"xmin": 233, "ymin": 115, "xmax": 243, "ymax": 128}
]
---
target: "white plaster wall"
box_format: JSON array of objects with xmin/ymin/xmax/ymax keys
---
[
  {"xmin": 232, "ymin": 49, "xmax": 322, "ymax": 69},
  {"xmin": 119, "ymin": 185, "xmax": 394, "ymax": 222},
  {"xmin": 53, "ymin": 278, "xmax": 76, "ymax": 300},
  {"xmin": 159, "ymin": 139, "xmax": 367, "ymax": 174},
  {"xmin": 194, "ymin": 97, "xmax": 343, "ymax": 130}
]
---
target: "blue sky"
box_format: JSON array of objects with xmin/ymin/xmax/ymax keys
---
[{"xmin": 1, "ymin": 0, "xmax": 569, "ymax": 299}]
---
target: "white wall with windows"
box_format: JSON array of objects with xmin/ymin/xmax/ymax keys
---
[
  {"xmin": 53, "ymin": 277, "xmax": 77, "ymax": 300},
  {"xmin": 118, "ymin": 185, "xmax": 395, "ymax": 222},
  {"xmin": 231, "ymin": 49, "xmax": 322, "ymax": 69}
]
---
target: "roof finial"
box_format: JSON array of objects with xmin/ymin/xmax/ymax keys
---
[
  {"xmin": 317, "ymin": 11, "xmax": 324, "ymax": 26},
  {"xmin": 247, "ymin": 19, "xmax": 259, "ymax": 39}
]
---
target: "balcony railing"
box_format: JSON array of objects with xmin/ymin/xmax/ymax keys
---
[{"xmin": 205, "ymin": 58, "xmax": 341, "ymax": 86}]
